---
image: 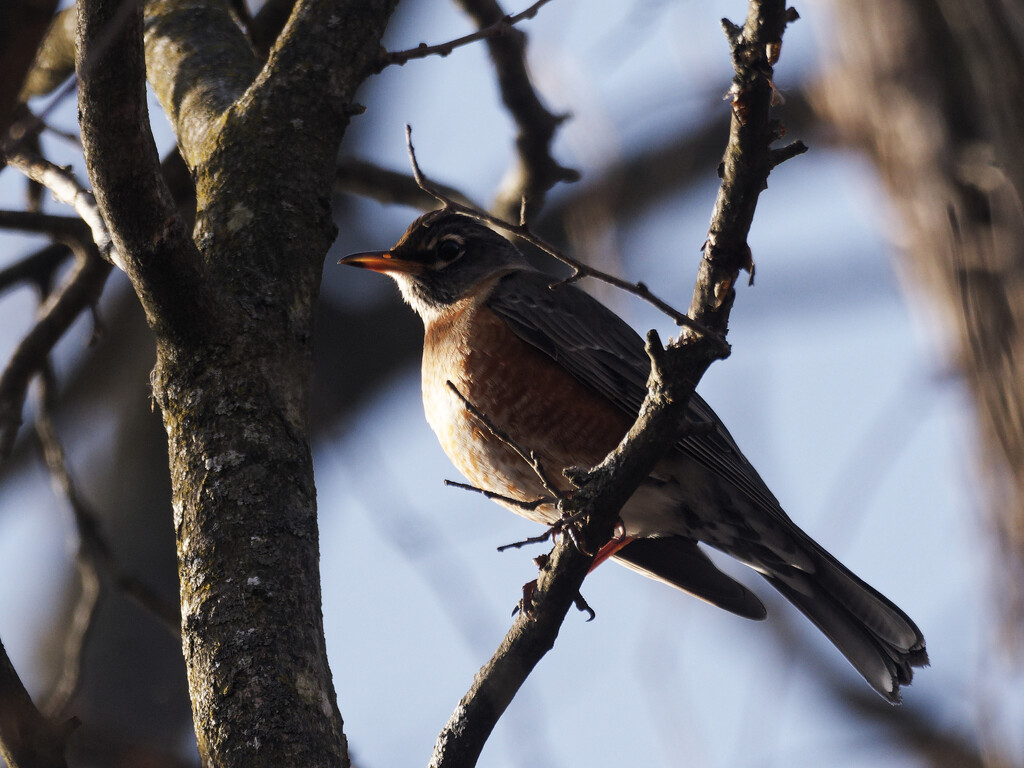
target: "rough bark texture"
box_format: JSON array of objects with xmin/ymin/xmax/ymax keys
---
[
  {"xmin": 816, "ymin": 0, "xmax": 1024, "ymax": 629},
  {"xmin": 76, "ymin": 0, "xmax": 397, "ymax": 765}
]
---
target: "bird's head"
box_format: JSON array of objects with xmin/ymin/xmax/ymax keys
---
[{"xmin": 339, "ymin": 210, "xmax": 530, "ymax": 321}]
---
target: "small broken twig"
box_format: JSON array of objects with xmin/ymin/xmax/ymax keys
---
[
  {"xmin": 444, "ymin": 479, "xmax": 552, "ymax": 512},
  {"xmin": 445, "ymin": 380, "xmax": 563, "ymax": 498}
]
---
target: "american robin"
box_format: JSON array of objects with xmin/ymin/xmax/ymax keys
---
[{"xmin": 339, "ymin": 209, "xmax": 928, "ymax": 702}]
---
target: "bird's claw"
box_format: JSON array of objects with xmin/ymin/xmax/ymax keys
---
[
  {"xmin": 574, "ymin": 591, "xmax": 596, "ymax": 621},
  {"xmin": 512, "ymin": 554, "xmax": 595, "ymax": 621},
  {"xmin": 513, "ymin": 577, "xmax": 539, "ymax": 618}
]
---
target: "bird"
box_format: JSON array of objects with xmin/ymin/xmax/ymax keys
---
[{"xmin": 339, "ymin": 208, "xmax": 928, "ymax": 702}]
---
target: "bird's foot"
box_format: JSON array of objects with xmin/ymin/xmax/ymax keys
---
[
  {"xmin": 497, "ymin": 527, "xmax": 557, "ymax": 552},
  {"xmin": 573, "ymin": 590, "xmax": 596, "ymax": 621},
  {"xmin": 513, "ymin": 553, "xmax": 550, "ymax": 618},
  {"xmin": 495, "ymin": 508, "xmax": 587, "ymax": 553},
  {"xmin": 513, "ymin": 578, "xmax": 539, "ymax": 618},
  {"xmin": 511, "ymin": 554, "xmax": 596, "ymax": 621}
]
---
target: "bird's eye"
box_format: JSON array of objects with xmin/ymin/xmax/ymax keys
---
[{"xmin": 436, "ymin": 238, "xmax": 463, "ymax": 262}]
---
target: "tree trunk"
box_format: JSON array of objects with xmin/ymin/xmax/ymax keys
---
[{"xmin": 817, "ymin": 0, "xmax": 1024, "ymax": 632}]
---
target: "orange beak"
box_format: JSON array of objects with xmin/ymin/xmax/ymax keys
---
[{"xmin": 338, "ymin": 250, "xmax": 425, "ymax": 275}]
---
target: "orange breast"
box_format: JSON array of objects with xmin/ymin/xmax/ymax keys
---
[{"xmin": 422, "ymin": 297, "xmax": 630, "ymax": 525}]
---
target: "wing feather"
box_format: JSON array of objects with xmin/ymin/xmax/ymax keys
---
[{"xmin": 486, "ymin": 270, "xmax": 785, "ymax": 520}]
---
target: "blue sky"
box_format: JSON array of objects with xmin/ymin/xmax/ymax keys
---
[{"xmin": 2, "ymin": 1, "xmax": 1021, "ymax": 766}]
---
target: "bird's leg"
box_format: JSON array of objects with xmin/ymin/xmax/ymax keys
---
[
  {"xmin": 585, "ymin": 519, "xmax": 632, "ymax": 572},
  {"xmin": 559, "ymin": 504, "xmax": 631, "ymax": 565},
  {"xmin": 495, "ymin": 506, "xmax": 587, "ymax": 552}
]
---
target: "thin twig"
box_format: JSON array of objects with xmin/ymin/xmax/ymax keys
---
[
  {"xmin": 0, "ymin": 244, "xmax": 73, "ymax": 296},
  {"xmin": 495, "ymin": 507, "xmax": 592, "ymax": 552},
  {"xmin": 407, "ymin": 125, "xmax": 725, "ymax": 345},
  {"xmin": 34, "ymin": 374, "xmax": 180, "ymax": 667},
  {"xmin": 445, "ymin": 380, "xmax": 563, "ymax": 498},
  {"xmin": 334, "ymin": 157, "xmax": 478, "ymax": 210},
  {"xmin": 444, "ymin": 479, "xmax": 552, "ymax": 512},
  {"xmin": 3, "ymin": 147, "xmax": 120, "ymax": 268},
  {"xmin": 380, "ymin": 0, "xmax": 554, "ymax": 68},
  {"xmin": 496, "ymin": 528, "xmax": 557, "ymax": 551},
  {"xmin": 0, "ymin": 246, "xmax": 112, "ymax": 461}
]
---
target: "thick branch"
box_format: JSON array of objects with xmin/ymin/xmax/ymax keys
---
[
  {"xmin": 241, "ymin": 0, "xmax": 400, "ymax": 172},
  {"xmin": 431, "ymin": 2, "xmax": 799, "ymax": 764},
  {"xmin": 143, "ymin": 0, "xmax": 259, "ymax": 168},
  {"xmin": 18, "ymin": 6, "xmax": 77, "ymax": 101},
  {"xmin": 249, "ymin": 0, "xmax": 298, "ymax": 58},
  {"xmin": 78, "ymin": 0, "xmax": 209, "ymax": 342},
  {"xmin": 134, "ymin": 2, "xmax": 399, "ymax": 767}
]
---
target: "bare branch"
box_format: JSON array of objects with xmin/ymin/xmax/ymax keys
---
[
  {"xmin": 454, "ymin": 0, "xmax": 578, "ymax": 220},
  {"xmin": 78, "ymin": 0, "xmax": 210, "ymax": 343},
  {"xmin": 142, "ymin": 2, "xmax": 259, "ymax": 166},
  {"xmin": 769, "ymin": 139, "xmax": 808, "ymax": 168},
  {"xmin": 33, "ymin": 373, "xmax": 180, "ymax": 679},
  {"xmin": 17, "ymin": 6, "xmax": 77, "ymax": 102},
  {"xmin": 0, "ymin": 210, "xmax": 92, "ymax": 241},
  {"xmin": 249, "ymin": 0, "xmax": 297, "ymax": 58},
  {"xmin": 41, "ymin": 529, "xmax": 101, "ymax": 718},
  {"xmin": 0, "ymin": 246, "xmax": 111, "ymax": 461},
  {"xmin": 381, "ymin": 0, "xmax": 554, "ymax": 67},
  {"xmin": 0, "ymin": 0, "xmax": 60, "ymax": 137},
  {"xmin": 444, "ymin": 479, "xmax": 552, "ymax": 512},
  {"xmin": 0, "ymin": 244, "xmax": 71, "ymax": 296},
  {"xmin": 2, "ymin": 147, "xmax": 119, "ymax": 267},
  {"xmin": 690, "ymin": 0, "xmax": 801, "ymax": 335},
  {"xmin": 335, "ymin": 157, "xmax": 478, "ymax": 210}
]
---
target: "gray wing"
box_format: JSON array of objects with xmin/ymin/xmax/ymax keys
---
[{"xmin": 486, "ymin": 269, "xmax": 785, "ymax": 519}]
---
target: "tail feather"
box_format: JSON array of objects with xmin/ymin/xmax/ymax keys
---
[
  {"xmin": 614, "ymin": 532, "xmax": 927, "ymax": 702},
  {"xmin": 760, "ymin": 547, "xmax": 928, "ymax": 703}
]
